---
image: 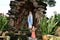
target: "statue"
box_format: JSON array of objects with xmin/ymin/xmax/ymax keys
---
[
  {"xmin": 28, "ymin": 11, "xmax": 33, "ymax": 29},
  {"xmin": 28, "ymin": 26, "xmax": 37, "ymax": 40},
  {"xmin": 31, "ymin": 26, "xmax": 36, "ymax": 38}
]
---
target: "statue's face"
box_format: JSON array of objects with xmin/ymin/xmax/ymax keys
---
[{"xmin": 29, "ymin": 11, "xmax": 32, "ymax": 15}]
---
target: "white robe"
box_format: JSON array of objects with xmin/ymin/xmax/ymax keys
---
[{"xmin": 28, "ymin": 12, "xmax": 33, "ymax": 29}]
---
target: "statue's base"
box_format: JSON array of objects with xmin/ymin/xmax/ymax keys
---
[{"xmin": 28, "ymin": 37, "xmax": 37, "ymax": 40}]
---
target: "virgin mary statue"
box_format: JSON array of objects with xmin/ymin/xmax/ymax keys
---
[{"xmin": 28, "ymin": 11, "xmax": 33, "ymax": 29}]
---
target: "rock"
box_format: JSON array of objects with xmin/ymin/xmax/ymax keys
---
[
  {"xmin": 28, "ymin": 37, "xmax": 37, "ymax": 40},
  {"xmin": 47, "ymin": 35, "xmax": 60, "ymax": 40},
  {"xmin": 55, "ymin": 27, "xmax": 60, "ymax": 36}
]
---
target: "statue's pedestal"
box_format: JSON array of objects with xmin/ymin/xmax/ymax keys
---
[{"xmin": 28, "ymin": 37, "xmax": 37, "ymax": 40}]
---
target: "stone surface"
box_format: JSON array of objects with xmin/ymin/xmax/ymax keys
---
[
  {"xmin": 28, "ymin": 37, "xmax": 37, "ymax": 40},
  {"xmin": 0, "ymin": 36, "xmax": 10, "ymax": 40},
  {"xmin": 8, "ymin": 0, "xmax": 47, "ymax": 29},
  {"xmin": 47, "ymin": 35, "xmax": 60, "ymax": 40},
  {"xmin": 55, "ymin": 27, "xmax": 60, "ymax": 36}
]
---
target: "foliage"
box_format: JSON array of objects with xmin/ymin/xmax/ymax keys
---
[
  {"xmin": 16, "ymin": 0, "xmax": 56, "ymax": 7},
  {"xmin": 36, "ymin": 0, "xmax": 56, "ymax": 7},
  {"xmin": 20, "ymin": 26, "xmax": 29, "ymax": 31},
  {"xmin": 0, "ymin": 16, "xmax": 8, "ymax": 30},
  {"xmin": 55, "ymin": 14, "xmax": 60, "ymax": 26},
  {"xmin": 32, "ymin": 0, "xmax": 56, "ymax": 7},
  {"xmin": 39, "ymin": 15, "xmax": 58, "ymax": 34},
  {"xmin": 47, "ymin": 15, "xmax": 58, "ymax": 34},
  {"xmin": 39, "ymin": 16, "xmax": 48, "ymax": 34},
  {"xmin": 19, "ymin": 26, "xmax": 30, "ymax": 40}
]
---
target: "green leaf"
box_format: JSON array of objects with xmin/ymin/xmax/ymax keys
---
[{"xmin": 39, "ymin": 15, "xmax": 58, "ymax": 34}]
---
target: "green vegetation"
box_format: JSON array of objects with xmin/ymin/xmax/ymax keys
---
[
  {"xmin": 55, "ymin": 14, "xmax": 60, "ymax": 26},
  {"xmin": 0, "ymin": 16, "xmax": 8, "ymax": 30},
  {"xmin": 36, "ymin": 0, "xmax": 56, "ymax": 7},
  {"xmin": 39, "ymin": 15, "xmax": 58, "ymax": 35}
]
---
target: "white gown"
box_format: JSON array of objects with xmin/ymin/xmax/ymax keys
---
[{"xmin": 28, "ymin": 12, "xmax": 33, "ymax": 29}]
